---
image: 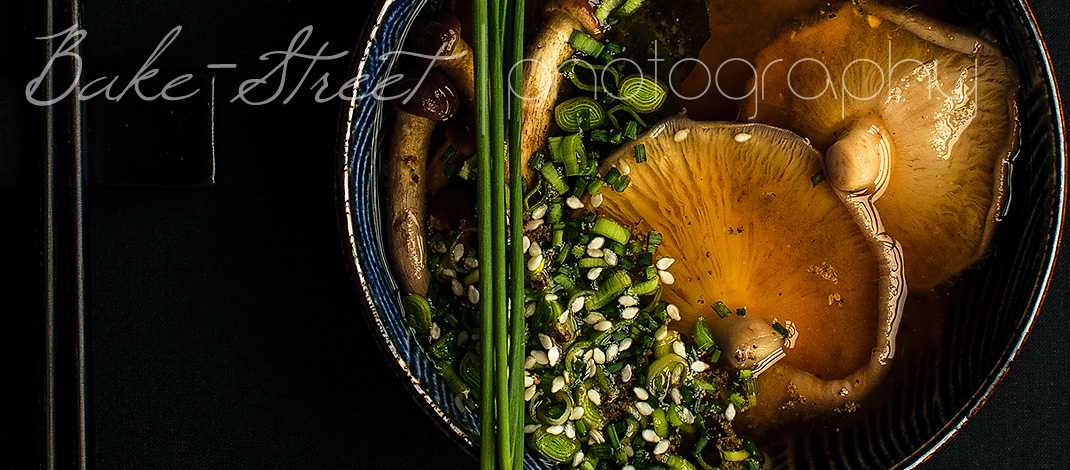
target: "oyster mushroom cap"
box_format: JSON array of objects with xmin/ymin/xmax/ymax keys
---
[
  {"xmin": 743, "ymin": 2, "xmax": 1020, "ymax": 290},
  {"xmin": 597, "ymin": 115, "xmax": 906, "ymax": 429}
]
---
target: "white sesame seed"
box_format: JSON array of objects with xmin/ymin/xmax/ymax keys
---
[
  {"xmin": 527, "ymin": 254, "xmax": 543, "ymax": 272},
  {"xmin": 586, "ymin": 247, "xmax": 604, "ymax": 258},
  {"xmin": 471, "ymin": 334, "xmax": 479, "ymax": 341},
  {"xmin": 451, "ymin": 244, "xmax": 465, "ymax": 262},
  {"xmin": 430, "ymin": 323, "xmax": 441, "ymax": 340},
  {"xmin": 691, "ymin": 360, "xmax": 710, "ymax": 372},
  {"xmin": 538, "ymin": 333, "xmax": 553, "ymax": 350},
  {"xmin": 533, "ymin": 350, "xmax": 549, "ymax": 365},
  {"xmin": 734, "ymin": 132, "xmax": 753, "ymax": 143},
  {"xmin": 619, "ymin": 338, "xmax": 633, "ymax": 351},
  {"xmin": 566, "ymin": 196, "xmax": 584, "ymax": 210},
  {"xmin": 523, "ymin": 236, "xmax": 531, "ymax": 253},
  {"xmin": 621, "ymin": 306, "xmax": 639, "ymax": 319},
  {"xmin": 451, "ymin": 279, "xmax": 464, "ymax": 296},
  {"xmin": 636, "ymin": 401, "xmax": 654, "ymax": 416},
  {"xmin": 622, "ymin": 465, "xmax": 635, "ymax": 470},
  {"xmin": 524, "ymin": 375, "xmax": 535, "ymax": 388},
  {"xmin": 673, "ymin": 341, "xmax": 687, "ymax": 357},
  {"xmin": 654, "ymin": 440, "xmax": 670, "ymax": 455},
  {"xmin": 655, "ymin": 257, "xmax": 675, "ymax": 270},
  {"xmin": 654, "ymin": 325, "xmax": 668, "ymax": 341},
  {"xmin": 587, "ymin": 389, "xmax": 602, "ymax": 405},
  {"xmin": 641, "ymin": 429, "xmax": 659, "ymax": 443},
  {"xmin": 545, "ymin": 293, "xmax": 559, "ymax": 302},
  {"xmin": 457, "ymin": 331, "xmax": 469, "ymax": 345},
  {"xmin": 587, "ymin": 237, "xmax": 605, "ymax": 250},
  {"xmin": 620, "ymin": 161, "xmax": 631, "ymax": 175},
  {"xmin": 726, "ymin": 403, "xmax": 737, "ymax": 421},
  {"xmin": 432, "ymin": 241, "xmax": 448, "ymax": 253},
  {"xmin": 633, "ymin": 387, "xmax": 650, "ymax": 401},
  {"xmin": 558, "ymin": 310, "xmax": 570, "ymax": 324},
  {"xmin": 571, "ymin": 451, "xmax": 585, "ymax": 468},
  {"xmin": 591, "ymin": 192, "xmax": 604, "ymax": 208},
  {"xmin": 621, "ymin": 364, "xmax": 633, "ymax": 382},
  {"xmin": 671, "ymin": 388, "xmax": 683, "ymax": 405},
  {"xmin": 666, "ymin": 304, "xmax": 681, "ymax": 321},
  {"xmin": 570, "ymin": 296, "xmax": 586, "ymax": 313},
  {"xmin": 606, "ymin": 344, "xmax": 619, "ymax": 361},
  {"xmin": 565, "ymin": 423, "xmax": 576, "ymax": 439},
  {"xmin": 625, "ymin": 446, "xmax": 635, "ymax": 458},
  {"xmin": 593, "ymin": 348, "xmax": 606, "ymax": 364},
  {"xmin": 594, "ymin": 320, "xmax": 613, "ymax": 331},
  {"xmin": 586, "ymin": 312, "xmax": 605, "ymax": 325},
  {"xmin": 546, "ymin": 425, "xmax": 564, "ymax": 435},
  {"xmin": 552, "ymin": 376, "xmax": 566, "ymax": 393},
  {"xmin": 658, "ymin": 270, "xmax": 676, "ymax": 285},
  {"xmin": 673, "ymin": 129, "xmax": 690, "ymax": 142},
  {"xmin": 529, "ymin": 241, "xmax": 543, "ymax": 258},
  {"xmin": 467, "ymin": 285, "xmax": 480, "ymax": 304},
  {"xmin": 525, "ymin": 303, "xmax": 536, "ymax": 318},
  {"xmin": 591, "ymin": 429, "xmax": 607, "ymax": 445},
  {"xmin": 464, "ymin": 257, "xmax": 479, "ymax": 269},
  {"xmin": 570, "ymin": 406, "xmax": 585, "ymax": 420},
  {"xmin": 524, "ymin": 424, "xmax": 540, "ymax": 434},
  {"xmin": 441, "ymin": 268, "xmax": 457, "ymax": 279},
  {"xmin": 587, "ymin": 267, "xmax": 603, "ymax": 280},
  {"xmin": 618, "ymin": 296, "xmax": 639, "ymax": 307},
  {"xmin": 524, "ymin": 218, "xmax": 545, "ymax": 231},
  {"xmin": 603, "ymin": 250, "xmax": 618, "ymax": 266},
  {"xmin": 531, "ymin": 204, "xmax": 548, "ymax": 220},
  {"xmin": 525, "ymin": 385, "xmax": 537, "ymax": 401},
  {"xmin": 680, "ymin": 407, "xmax": 695, "ymax": 424},
  {"xmin": 548, "ymin": 346, "xmax": 560, "ymax": 366},
  {"xmin": 524, "ymin": 355, "xmax": 537, "ymax": 369}
]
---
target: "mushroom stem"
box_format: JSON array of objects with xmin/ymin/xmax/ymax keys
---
[
  {"xmin": 520, "ymin": 4, "xmax": 603, "ymax": 183},
  {"xmin": 825, "ymin": 115, "xmax": 892, "ymax": 199},
  {"xmin": 388, "ymin": 110, "xmax": 436, "ymax": 296},
  {"xmin": 709, "ymin": 314, "xmax": 786, "ymax": 371},
  {"xmin": 440, "ymin": 39, "xmax": 476, "ymax": 103}
]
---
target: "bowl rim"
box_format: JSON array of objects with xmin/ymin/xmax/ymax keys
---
[{"xmin": 333, "ymin": 0, "xmax": 1069, "ymax": 468}]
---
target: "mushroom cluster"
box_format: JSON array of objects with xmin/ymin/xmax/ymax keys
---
[{"xmin": 743, "ymin": 2, "xmax": 1020, "ymax": 290}]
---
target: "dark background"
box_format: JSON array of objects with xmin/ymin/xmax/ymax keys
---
[{"xmin": 1, "ymin": 0, "xmax": 1067, "ymax": 469}]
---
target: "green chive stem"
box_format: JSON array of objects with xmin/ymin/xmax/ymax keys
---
[
  {"xmin": 507, "ymin": 0, "xmax": 527, "ymax": 468},
  {"xmin": 472, "ymin": 0, "xmax": 496, "ymax": 467}
]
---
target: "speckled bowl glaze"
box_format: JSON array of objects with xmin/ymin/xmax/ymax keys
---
[{"xmin": 335, "ymin": 1, "xmax": 1066, "ymax": 468}]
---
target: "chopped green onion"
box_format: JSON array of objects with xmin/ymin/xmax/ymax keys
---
[
  {"xmin": 586, "ymin": 270, "xmax": 632, "ymax": 309},
  {"xmin": 812, "ymin": 169, "xmax": 826, "ymax": 187},
  {"xmin": 592, "ymin": 217, "xmax": 631, "ymax": 245},
  {"xmin": 712, "ymin": 301, "xmax": 732, "ymax": 318},
  {"xmin": 618, "ymin": 75, "xmax": 666, "ymax": 113},
  {"xmin": 607, "ymin": 104, "xmax": 647, "ymax": 129},
  {"xmin": 441, "ymin": 145, "xmax": 458, "ymax": 163},
  {"xmin": 540, "ymin": 163, "xmax": 569, "ymax": 195},
  {"xmin": 692, "ymin": 318, "xmax": 715, "ymax": 350},
  {"xmin": 529, "ymin": 426, "xmax": 581, "ymax": 463},
  {"xmin": 560, "ymin": 133, "xmax": 587, "ymax": 176},
  {"xmin": 612, "ymin": 174, "xmax": 631, "ymax": 192},
  {"xmin": 622, "ymin": 119, "xmax": 639, "ymax": 140},
  {"xmin": 634, "ymin": 143, "xmax": 647, "ymax": 163},
  {"xmin": 772, "ymin": 320, "xmax": 789, "ymax": 338},
  {"xmin": 594, "ymin": 0, "xmax": 624, "ymax": 23},
  {"xmin": 401, "ymin": 293, "xmax": 433, "ymax": 336},
  {"xmin": 568, "ymin": 30, "xmax": 604, "ymax": 57},
  {"xmin": 721, "ymin": 449, "xmax": 751, "ymax": 462},
  {"xmin": 617, "ymin": 0, "xmax": 645, "ymax": 15},
  {"xmin": 555, "ymin": 97, "xmax": 606, "ymax": 132}
]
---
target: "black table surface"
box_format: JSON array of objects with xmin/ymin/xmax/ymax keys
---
[{"xmin": 3, "ymin": 1, "xmax": 1069, "ymax": 469}]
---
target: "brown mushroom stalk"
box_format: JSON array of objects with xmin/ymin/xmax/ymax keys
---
[
  {"xmin": 519, "ymin": 0, "xmax": 604, "ymax": 183},
  {"xmin": 414, "ymin": 11, "xmax": 476, "ymax": 103},
  {"xmin": 388, "ymin": 71, "xmax": 460, "ymax": 296}
]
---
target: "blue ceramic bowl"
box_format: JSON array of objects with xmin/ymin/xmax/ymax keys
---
[{"xmin": 336, "ymin": 1, "xmax": 1066, "ymax": 468}]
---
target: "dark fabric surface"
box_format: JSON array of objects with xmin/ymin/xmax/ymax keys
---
[{"xmin": 3, "ymin": 0, "xmax": 1069, "ymax": 469}]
